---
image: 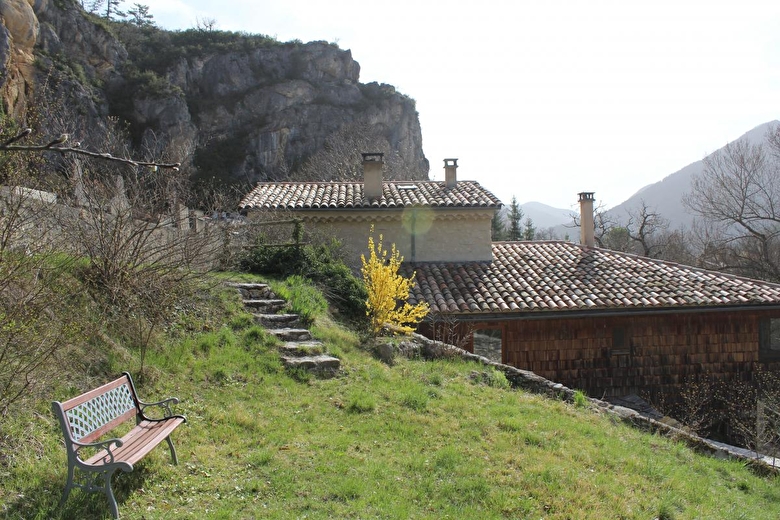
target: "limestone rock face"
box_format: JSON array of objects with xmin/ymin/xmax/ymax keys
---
[
  {"xmin": 0, "ymin": 0, "xmax": 428, "ymax": 183},
  {"xmin": 0, "ymin": 0, "xmax": 39, "ymax": 118},
  {"xmin": 0, "ymin": 0, "xmax": 38, "ymax": 55}
]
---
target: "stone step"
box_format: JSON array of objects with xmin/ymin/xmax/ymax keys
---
[
  {"xmin": 267, "ymin": 328, "xmax": 313, "ymax": 342},
  {"xmin": 254, "ymin": 313, "xmax": 302, "ymax": 328},
  {"xmin": 279, "ymin": 340, "xmax": 325, "ymax": 357},
  {"xmin": 228, "ymin": 282, "xmax": 276, "ymax": 300},
  {"xmin": 282, "ymin": 355, "xmax": 341, "ymax": 378},
  {"xmin": 243, "ymin": 299, "xmax": 286, "ymax": 313}
]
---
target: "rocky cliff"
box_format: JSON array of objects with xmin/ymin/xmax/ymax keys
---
[{"xmin": 0, "ymin": 0, "xmax": 429, "ymax": 185}]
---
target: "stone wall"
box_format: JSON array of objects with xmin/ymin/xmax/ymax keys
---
[{"xmin": 0, "ymin": 185, "xmax": 230, "ymax": 270}]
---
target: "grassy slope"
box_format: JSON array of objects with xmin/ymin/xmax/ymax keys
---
[{"xmin": 1, "ymin": 275, "xmax": 779, "ymax": 520}]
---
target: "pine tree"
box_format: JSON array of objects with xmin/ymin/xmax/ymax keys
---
[
  {"xmin": 508, "ymin": 196, "xmax": 523, "ymax": 241},
  {"xmin": 523, "ymin": 217, "xmax": 536, "ymax": 241},
  {"xmin": 126, "ymin": 3, "xmax": 154, "ymax": 27},
  {"xmin": 491, "ymin": 211, "xmax": 506, "ymax": 241},
  {"xmin": 105, "ymin": 0, "xmax": 125, "ymax": 21}
]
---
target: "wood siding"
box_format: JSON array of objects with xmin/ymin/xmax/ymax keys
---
[{"xmin": 423, "ymin": 309, "xmax": 780, "ymax": 402}]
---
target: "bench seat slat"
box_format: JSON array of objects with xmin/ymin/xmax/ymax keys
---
[{"xmin": 84, "ymin": 418, "xmax": 185, "ymax": 467}]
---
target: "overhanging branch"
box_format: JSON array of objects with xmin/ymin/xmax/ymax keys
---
[{"xmin": 0, "ymin": 129, "xmax": 182, "ymax": 170}]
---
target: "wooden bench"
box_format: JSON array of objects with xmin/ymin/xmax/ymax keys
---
[{"xmin": 52, "ymin": 372, "xmax": 186, "ymax": 519}]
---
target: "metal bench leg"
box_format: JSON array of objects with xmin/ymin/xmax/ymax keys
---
[
  {"xmin": 104, "ymin": 471, "xmax": 120, "ymax": 519},
  {"xmin": 166, "ymin": 436, "xmax": 179, "ymax": 465},
  {"xmin": 59, "ymin": 463, "xmax": 75, "ymax": 507}
]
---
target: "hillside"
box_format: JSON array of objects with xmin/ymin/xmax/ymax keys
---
[
  {"xmin": 2, "ymin": 273, "xmax": 779, "ymax": 519},
  {"xmin": 0, "ymin": 0, "xmax": 428, "ymax": 187},
  {"xmin": 607, "ymin": 121, "xmax": 779, "ymax": 230}
]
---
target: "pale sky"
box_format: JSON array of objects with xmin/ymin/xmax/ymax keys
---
[{"xmin": 140, "ymin": 0, "xmax": 780, "ymax": 209}]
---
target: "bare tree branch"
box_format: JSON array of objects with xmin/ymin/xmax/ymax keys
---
[{"xmin": 0, "ymin": 129, "xmax": 182, "ymax": 170}]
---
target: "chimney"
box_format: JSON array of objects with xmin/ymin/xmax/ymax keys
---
[
  {"xmin": 578, "ymin": 192, "xmax": 596, "ymax": 248},
  {"xmin": 444, "ymin": 158, "xmax": 458, "ymax": 188},
  {"xmin": 362, "ymin": 152, "xmax": 384, "ymax": 199}
]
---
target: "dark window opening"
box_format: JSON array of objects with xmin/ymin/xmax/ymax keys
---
[
  {"xmin": 613, "ymin": 327, "xmax": 626, "ymax": 349},
  {"xmin": 473, "ymin": 328, "xmax": 502, "ymax": 363},
  {"xmin": 759, "ymin": 318, "xmax": 780, "ymax": 360}
]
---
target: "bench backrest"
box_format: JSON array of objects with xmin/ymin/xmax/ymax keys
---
[{"xmin": 54, "ymin": 374, "xmax": 140, "ymax": 444}]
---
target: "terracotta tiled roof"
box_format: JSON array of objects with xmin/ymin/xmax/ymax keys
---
[
  {"xmin": 239, "ymin": 181, "xmax": 501, "ymax": 210},
  {"xmin": 401, "ymin": 241, "xmax": 780, "ymax": 315}
]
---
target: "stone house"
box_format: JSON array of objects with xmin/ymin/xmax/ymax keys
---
[
  {"xmin": 239, "ymin": 154, "xmax": 501, "ymax": 264},
  {"xmin": 241, "ymin": 162, "xmax": 780, "ymax": 402}
]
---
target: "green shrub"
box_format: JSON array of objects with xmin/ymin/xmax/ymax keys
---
[{"xmin": 573, "ymin": 390, "xmax": 589, "ymax": 408}]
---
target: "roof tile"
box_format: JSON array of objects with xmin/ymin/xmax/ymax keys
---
[
  {"xmin": 402, "ymin": 241, "xmax": 780, "ymax": 315},
  {"xmin": 240, "ymin": 181, "xmax": 501, "ymax": 210}
]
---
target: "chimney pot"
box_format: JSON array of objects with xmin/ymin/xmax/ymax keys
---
[
  {"xmin": 444, "ymin": 158, "xmax": 458, "ymax": 188},
  {"xmin": 362, "ymin": 152, "xmax": 384, "ymax": 199},
  {"xmin": 578, "ymin": 192, "xmax": 596, "ymax": 248}
]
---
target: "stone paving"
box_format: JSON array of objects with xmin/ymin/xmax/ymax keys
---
[{"xmin": 227, "ymin": 282, "xmax": 340, "ymax": 378}]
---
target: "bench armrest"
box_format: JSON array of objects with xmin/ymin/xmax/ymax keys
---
[
  {"xmin": 72, "ymin": 437, "xmax": 124, "ymax": 465},
  {"xmin": 138, "ymin": 397, "xmax": 179, "ymax": 419}
]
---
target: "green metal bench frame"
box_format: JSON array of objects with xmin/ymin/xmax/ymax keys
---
[{"xmin": 52, "ymin": 372, "xmax": 186, "ymax": 519}]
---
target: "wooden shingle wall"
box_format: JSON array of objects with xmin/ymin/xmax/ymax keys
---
[{"xmin": 424, "ymin": 310, "xmax": 780, "ymax": 402}]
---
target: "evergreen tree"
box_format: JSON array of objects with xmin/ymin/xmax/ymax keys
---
[
  {"xmin": 523, "ymin": 217, "xmax": 536, "ymax": 241},
  {"xmin": 491, "ymin": 211, "xmax": 506, "ymax": 241},
  {"xmin": 127, "ymin": 3, "xmax": 154, "ymax": 27},
  {"xmin": 105, "ymin": 0, "xmax": 125, "ymax": 21},
  {"xmin": 508, "ymin": 196, "xmax": 523, "ymax": 241}
]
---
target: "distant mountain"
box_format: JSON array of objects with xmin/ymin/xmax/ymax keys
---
[
  {"xmin": 520, "ymin": 201, "xmax": 574, "ymax": 230},
  {"xmin": 607, "ymin": 121, "xmax": 779, "ymax": 230}
]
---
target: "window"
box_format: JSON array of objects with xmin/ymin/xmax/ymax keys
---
[
  {"xmin": 613, "ymin": 327, "xmax": 626, "ymax": 349},
  {"xmin": 759, "ymin": 318, "xmax": 780, "ymax": 360}
]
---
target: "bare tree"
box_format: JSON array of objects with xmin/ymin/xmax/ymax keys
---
[
  {"xmin": 570, "ymin": 199, "xmax": 687, "ymax": 260},
  {"xmin": 58, "ymin": 131, "xmax": 228, "ymax": 377},
  {"xmin": 0, "ymin": 126, "xmax": 80, "ymax": 413},
  {"xmin": 684, "ymin": 125, "xmax": 780, "ymax": 281},
  {"xmin": 715, "ymin": 370, "xmax": 780, "ymax": 458},
  {"xmin": 625, "ymin": 201, "xmax": 671, "ymax": 257},
  {"xmin": 0, "ymin": 188, "xmax": 78, "ymax": 413},
  {"xmin": 569, "ymin": 200, "xmax": 618, "ymax": 248},
  {"xmin": 291, "ymin": 121, "xmax": 427, "ymax": 182},
  {"xmin": 195, "ymin": 17, "xmax": 218, "ymax": 32}
]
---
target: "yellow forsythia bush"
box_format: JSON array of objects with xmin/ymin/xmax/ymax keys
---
[{"xmin": 361, "ymin": 227, "xmax": 429, "ymax": 335}]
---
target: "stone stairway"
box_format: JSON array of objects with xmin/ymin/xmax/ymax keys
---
[{"xmin": 227, "ymin": 282, "xmax": 340, "ymax": 378}]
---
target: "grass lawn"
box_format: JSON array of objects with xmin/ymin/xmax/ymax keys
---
[{"xmin": 1, "ymin": 277, "xmax": 778, "ymax": 519}]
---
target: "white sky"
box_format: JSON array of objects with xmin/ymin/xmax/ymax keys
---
[{"xmin": 140, "ymin": 0, "xmax": 780, "ymax": 209}]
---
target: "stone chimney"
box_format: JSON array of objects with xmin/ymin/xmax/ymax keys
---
[
  {"xmin": 578, "ymin": 192, "xmax": 596, "ymax": 248},
  {"xmin": 362, "ymin": 152, "xmax": 384, "ymax": 199},
  {"xmin": 444, "ymin": 158, "xmax": 458, "ymax": 188}
]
